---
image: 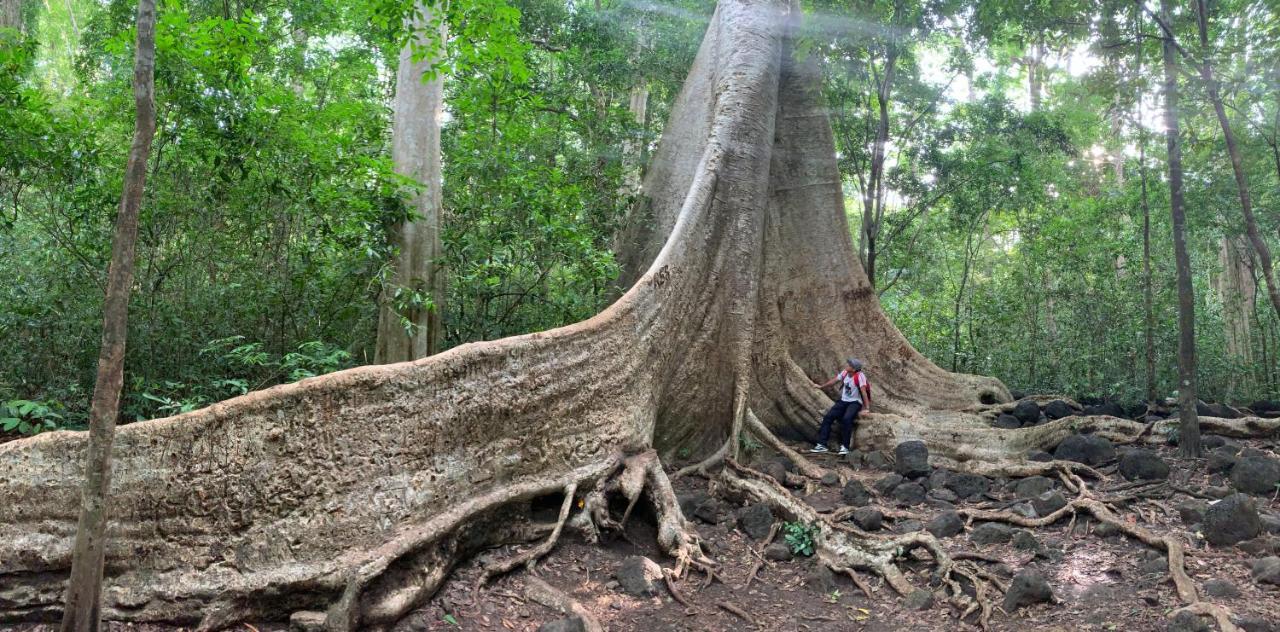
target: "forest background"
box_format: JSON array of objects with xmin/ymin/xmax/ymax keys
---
[{"xmin": 2, "ymin": 0, "xmax": 1278, "ymax": 436}]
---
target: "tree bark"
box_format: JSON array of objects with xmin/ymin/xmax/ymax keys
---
[
  {"xmin": 1215, "ymin": 237, "xmax": 1255, "ymax": 394},
  {"xmin": 59, "ymin": 0, "xmax": 157, "ymax": 629},
  {"xmin": 1158, "ymin": 0, "xmax": 1199, "ymax": 457},
  {"xmin": 1135, "ymin": 6, "xmax": 1157, "ymax": 403},
  {"xmin": 375, "ymin": 2, "xmax": 446, "ymax": 362},
  {"xmin": 1193, "ymin": 0, "xmax": 1280, "ymax": 322},
  {"xmin": 0, "ymin": 0, "xmax": 19, "ymax": 32}
]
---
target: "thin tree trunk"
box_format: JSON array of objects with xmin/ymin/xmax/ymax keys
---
[
  {"xmin": 60, "ymin": 0, "xmax": 157, "ymax": 628},
  {"xmin": 1194, "ymin": 0, "xmax": 1280, "ymax": 321},
  {"xmin": 0, "ymin": 0, "xmax": 19, "ymax": 31},
  {"xmin": 862, "ymin": 46, "xmax": 898, "ymax": 290},
  {"xmin": 1159, "ymin": 0, "xmax": 1199, "ymax": 457},
  {"xmin": 1136, "ymin": 8, "xmax": 1157, "ymax": 403},
  {"xmin": 376, "ymin": 2, "xmax": 446, "ymax": 362}
]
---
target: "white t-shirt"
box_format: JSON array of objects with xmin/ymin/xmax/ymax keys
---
[{"xmin": 838, "ymin": 370, "xmax": 868, "ymax": 403}]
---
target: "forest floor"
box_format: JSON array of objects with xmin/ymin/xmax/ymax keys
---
[{"xmin": 4, "ymin": 428, "xmax": 1279, "ymax": 631}]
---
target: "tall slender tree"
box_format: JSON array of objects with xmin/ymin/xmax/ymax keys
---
[
  {"xmin": 1156, "ymin": 0, "xmax": 1200, "ymax": 457},
  {"xmin": 60, "ymin": 0, "xmax": 157, "ymax": 628},
  {"xmin": 376, "ymin": 1, "xmax": 447, "ymax": 362}
]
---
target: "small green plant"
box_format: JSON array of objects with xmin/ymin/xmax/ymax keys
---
[
  {"xmin": 783, "ymin": 520, "xmax": 818, "ymax": 557},
  {"xmin": 826, "ymin": 588, "xmax": 842, "ymax": 604},
  {"xmin": 1162, "ymin": 425, "xmax": 1180, "ymax": 446},
  {"xmin": 738, "ymin": 432, "xmax": 762, "ymax": 455},
  {"xmin": 1, "ymin": 399, "xmax": 66, "ymax": 436}
]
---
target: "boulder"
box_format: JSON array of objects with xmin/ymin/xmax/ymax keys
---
[
  {"xmin": 845, "ymin": 449, "xmax": 864, "ymax": 466},
  {"xmin": 1031, "ymin": 490, "xmax": 1068, "ymax": 517},
  {"xmin": 1201, "ymin": 435, "xmax": 1228, "ymax": 450},
  {"xmin": 764, "ymin": 542, "xmax": 793, "ymax": 562},
  {"xmin": 841, "ymin": 480, "xmax": 871, "ymax": 506},
  {"xmin": 926, "ymin": 511, "xmax": 964, "ymax": 538},
  {"xmin": 538, "ymin": 619, "xmax": 586, "ymax": 632},
  {"xmin": 850, "ymin": 507, "xmax": 883, "ymax": 531},
  {"xmin": 1013, "ymin": 400, "xmax": 1041, "ymax": 425},
  {"xmin": 864, "ymin": 451, "xmax": 890, "ymax": 470},
  {"xmin": 1168, "ymin": 610, "xmax": 1211, "ymax": 632},
  {"xmin": 1010, "ymin": 502, "xmax": 1037, "ymax": 519},
  {"xmin": 970, "ymin": 522, "xmax": 1013, "ymax": 545},
  {"xmin": 1207, "ymin": 446, "xmax": 1241, "ymax": 474},
  {"xmin": 820, "ymin": 472, "xmax": 840, "ymax": 487},
  {"xmin": 1043, "ymin": 399, "xmax": 1076, "ymax": 420},
  {"xmin": 678, "ymin": 491, "xmax": 711, "ymax": 518},
  {"xmin": 893, "ymin": 441, "xmax": 931, "ymax": 478},
  {"xmin": 1014, "ymin": 476, "xmax": 1056, "ymax": 498},
  {"xmin": 1197, "ymin": 400, "xmax": 1241, "ymax": 419},
  {"xmin": 1027, "ymin": 449, "xmax": 1054, "ymax": 462},
  {"xmin": 692, "ymin": 496, "xmax": 725, "ymax": 524},
  {"xmin": 994, "ymin": 414, "xmax": 1022, "ymax": 429},
  {"xmin": 1261, "ymin": 513, "xmax": 1280, "ymax": 535},
  {"xmin": 1202, "ymin": 494, "xmax": 1262, "ymax": 546},
  {"xmin": 1119, "ymin": 449, "xmax": 1170, "ymax": 481},
  {"xmin": 1250, "ymin": 556, "xmax": 1280, "ymax": 586},
  {"xmin": 1083, "ymin": 401, "xmax": 1126, "ymax": 418},
  {"xmin": 904, "ymin": 589, "xmax": 933, "ymax": 611},
  {"xmin": 1011, "ymin": 530, "xmax": 1040, "ymax": 551},
  {"xmin": 893, "ymin": 519, "xmax": 924, "ymax": 534},
  {"xmin": 1002, "ymin": 569, "xmax": 1053, "ymax": 611},
  {"xmin": 616, "ymin": 556, "xmax": 662, "ymax": 596},
  {"xmin": 1093, "ymin": 521, "xmax": 1120, "ymax": 538},
  {"xmin": 926, "ymin": 469, "xmax": 950, "ymax": 490},
  {"xmin": 1054, "ymin": 434, "xmax": 1115, "ymax": 466},
  {"xmin": 927, "ymin": 488, "xmax": 959, "ymax": 504},
  {"xmin": 891, "ymin": 482, "xmax": 926, "ymax": 507},
  {"xmin": 1248, "ymin": 400, "xmax": 1280, "ymax": 417},
  {"xmin": 873, "ymin": 473, "xmax": 904, "ymax": 496},
  {"xmin": 1235, "ymin": 616, "xmax": 1279, "ymax": 632},
  {"xmin": 737, "ymin": 504, "xmax": 775, "ymax": 540},
  {"xmin": 945, "ymin": 473, "xmax": 991, "ymax": 499},
  {"xmin": 1230, "ymin": 457, "xmax": 1280, "ymax": 495},
  {"xmin": 806, "ymin": 563, "xmax": 838, "ymax": 594},
  {"xmin": 1201, "ymin": 577, "xmax": 1239, "ymax": 598},
  {"xmin": 1237, "ymin": 535, "xmax": 1279, "ymax": 556},
  {"xmin": 1176, "ymin": 499, "xmax": 1207, "ymax": 525}
]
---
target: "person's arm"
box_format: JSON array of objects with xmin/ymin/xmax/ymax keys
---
[
  {"xmin": 859, "ymin": 374, "xmax": 872, "ymax": 412},
  {"xmin": 813, "ymin": 371, "xmax": 841, "ymax": 389}
]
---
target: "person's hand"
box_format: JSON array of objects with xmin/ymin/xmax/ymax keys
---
[{"xmin": 812, "ymin": 380, "xmax": 821, "ymax": 388}]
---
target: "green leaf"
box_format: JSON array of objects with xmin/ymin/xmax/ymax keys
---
[
  {"xmin": 442, "ymin": 614, "xmax": 458, "ymax": 626},
  {"xmin": 1, "ymin": 418, "xmax": 18, "ymax": 431}
]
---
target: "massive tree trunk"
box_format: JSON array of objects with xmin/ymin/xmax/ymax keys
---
[
  {"xmin": 3, "ymin": 0, "xmax": 1273, "ymax": 628},
  {"xmin": 59, "ymin": 0, "xmax": 157, "ymax": 629},
  {"xmin": 1158, "ymin": 0, "xmax": 1200, "ymax": 457},
  {"xmin": 375, "ymin": 2, "xmax": 447, "ymax": 362}
]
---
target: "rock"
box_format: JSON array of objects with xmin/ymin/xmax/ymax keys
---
[
  {"xmin": 1201, "ymin": 435, "xmax": 1228, "ymax": 450},
  {"xmin": 1032, "ymin": 490, "xmax": 1068, "ymax": 517},
  {"xmin": 1208, "ymin": 446, "xmax": 1241, "ymax": 474},
  {"xmin": 945, "ymin": 473, "xmax": 991, "ymax": 499},
  {"xmin": 289, "ymin": 611, "xmax": 327, "ymax": 632},
  {"xmin": 1202, "ymin": 577, "xmax": 1239, "ymax": 598},
  {"xmin": 904, "ymin": 589, "xmax": 934, "ymax": 611},
  {"xmin": 759, "ymin": 460, "xmax": 787, "ymax": 484},
  {"xmin": 1230, "ymin": 457, "xmax": 1280, "ymax": 495},
  {"xmin": 1203, "ymin": 494, "xmax": 1262, "ymax": 546},
  {"xmin": 1168, "ymin": 610, "xmax": 1211, "ymax": 632},
  {"xmin": 820, "ymin": 472, "xmax": 840, "ymax": 487},
  {"xmin": 1002, "ymin": 569, "xmax": 1053, "ymax": 611},
  {"xmin": 926, "ymin": 469, "xmax": 950, "ymax": 490},
  {"xmin": 616, "ymin": 556, "xmax": 662, "ymax": 596},
  {"xmin": 1138, "ymin": 555, "xmax": 1168, "ymax": 576},
  {"xmin": 537, "ymin": 619, "xmax": 586, "ymax": 632},
  {"xmin": 1011, "ymin": 529, "xmax": 1039, "ymax": 551},
  {"xmin": 1119, "ymin": 449, "xmax": 1170, "ymax": 481},
  {"xmin": 1241, "ymin": 447, "xmax": 1270, "ymax": 459},
  {"xmin": 864, "ymin": 451, "xmax": 890, "ymax": 469},
  {"xmin": 1093, "ymin": 521, "xmax": 1121, "ymax": 538},
  {"xmin": 926, "ymin": 511, "xmax": 964, "ymax": 538},
  {"xmin": 1237, "ymin": 536, "xmax": 1279, "ymax": 556},
  {"xmin": 927, "ymin": 488, "xmax": 959, "ymax": 504},
  {"xmin": 1027, "ymin": 450, "xmax": 1054, "ymax": 462},
  {"xmin": 692, "ymin": 497, "xmax": 725, "ymax": 524},
  {"xmin": 1176, "ymin": 499, "xmax": 1208, "ymax": 525},
  {"xmin": 1197, "ymin": 400, "xmax": 1241, "ymax": 419},
  {"xmin": 970, "ymin": 522, "xmax": 1013, "ymax": 545},
  {"xmin": 805, "ymin": 494, "xmax": 838, "ymax": 514},
  {"xmin": 1084, "ymin": 401, "xmax": 1126, "ymax": 418},
  {"xmin": 850, "ymin": 507, "xmax": 883, "ymax": 531},
  {"xmin": 1235, "ymin": 615, "xmax": 1279, "ymax": 632},
  {"xmin": 678, "ymin": 491, "xmax": 710, "ymax": 517},
  {"xmin": 891, "ymin": 482, "xmax": 926, "ymax": 507},
  {"xmin": 1054, "ymin": 434, "xmax": 1115, "ymax": 466},
  {"xmin": 1204, "ymin": 485, "xmax": 1232, "ymax": 499},
  {"xmin": 807, "ymin": 563, "xmax": 838, "ymax": 594},
  {"xmin": 894, "ymin": 441, "xmax": 931, "ymax": 478},
  {"xmin": 845, "ymin": 449, "xmax": 864, "ymax": 466},
  {"xmin": 1261, "ymin": 513, "xmax": 1280, "ymax": 535},
  {"xmin": 841, "ymin": 480, "xmax": 871, "ymax": 506},
  {"xmin": 894, "ymin": 519, "xmax": 924, "ymax": 534},
  {"xmin": 1010, "ymin": 502, "xmax": 1037, "ymax": 519},
  {"xmin": 994, "ymin": 413, "xmax": 1022, "ymax": 429},
  {"xmin": 773, "ymin": 456, "xmax": 796, "ymax": 472},
  {"xmin": 1251, "ymin": 556, "xmax": 1280, "ymax": 585},
  {"xmin": 1013, "ymin": 400, "xmax": 1041, "ymax": 425},
  {"xmin": 1014, "ymin": 476, "xmax": 1055, "ymax": 498},
  {"xmin": 737, "ymin": 504, "xmax": 775, "ymax": 540},
  {"xmin": 873, "ymin": 473, "xmax": 905, "ymax": 496},
  {"xmin": 1043, "ymin": 399, "xmax": 1076, "ymax": 420},
  {"xmin": 1249, "ymin": 400, "xmax": 1280, "ymax": 417},
  {"xmin": 764, "ymin": 542, "xmax": 793, "ymax": 561}
]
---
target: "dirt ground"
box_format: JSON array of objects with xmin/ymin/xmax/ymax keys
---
[{"xmin": 4, "ymin": 434, "xmax": 1279, "ymax": 632}]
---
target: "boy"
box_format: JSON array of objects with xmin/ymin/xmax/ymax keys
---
[{"xmin": 809, "ymin": 358, "xmax": 871, "ymax": 455}]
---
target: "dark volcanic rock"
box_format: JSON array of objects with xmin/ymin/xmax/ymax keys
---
[
  {"xmin": 894, "ymin": 441, "xmax": 931, "ymax": 478},
  {"xmin": 1252, "ymin": 556, "xmax": 1280, "ymax": 585},
  {"xmin": 994, "ymin": 413, "xmax": 1021, "ymax": 429},
  {"xmin": 1168, "ymin": 610, "xmax": 1211, "ymax": 632},
  {"xmin": 1032, "ymin": 490, "xmax": 1068, "ymax": 517},
  {"xmin": 1202, "ymin": 577, "xmax": 1239, "ymax": 598},
  {"xmin": 1197, "ymin": 400, "xmax": 1241, "ymax": 419},
  {"xmin": 1202, "ymin": 493, "xmax": 1262, "ymax": 546},
  {"xmin": 1208, "ymin": 446, "xmax": 1241, "ymax": 474},
  {"xmin": 1002, "ymin": 569, "xmax": 1053, "ymax": 611},
  {"xmin": 764, "ymin": 543, "xmax": 793, "ymax": 562},
  {"xmin": 927, "ymin": 488, "xmax": 959, "ymax": 504},
  {"xmin": 970, "ymin": 522, "xmax": 1013, "ymax": 545},
  {"xmin": 1027, "ymin": 450, "xmax": 1054, "ymax": 462},
  {"xmin": 873, "ymin": 473, "xmax": 905, "ymax": 496},
  {"xmin": 1011, "ymin": 530, "xmax": 1040, "ymax": 551},
  {"xmin": 1083, "ymin": 401, "xmax": 1126, "ymax": 418},
  {"xmin": 864, "ymin": 451, "xmax": 891, "ymax": 470},
  {"xmin": 850, "ymin": 507, "xmax": 883, "ymax": 531},
  {"xmin": 926, "ymin": 511, "xmax": 964, "ymax": 538},
  {"xmin": 1248, "ymin": 400, "xmax": 1280, "ymax": 417},
  {"xmin": 538, "ymin": 619, "xmax": 586, "ymax": 632},
  {"xmin": 1043, "ymin": 399, "xmax": 1076, "ymax": 420},
  {"xmin": 945, "ymin": 473, "xmax": 991, "ymax": 499},
  {"xmin": 737, "ymin": 504, "xmax": 775, "ymax": 540},
  {"xmin": 1201, "ymin": 435, "xmax": 1228, "ymax": 450},
  {"xmin": 1054, "ymin": 434, "xmax": 1115, "ymax": 466},
  {"xmin": 807, "ymin": 563, "xmax": 837, "ymax": 594},
  {"xmin": 1014, "ymin": 476, "xmax": 1055, "ymax": 499},
  {"xmin": 1013, "ymin": 400, "xmax": 1041, "ymax": 425},
  {"xmin": 904, "ymin": 589, "xmax": 933, "ymax": 611},
  {"xmin": 820, "ymin": 472, "xmax": 840, "ymax": 487},
  {"xmin": 891, "ymin": 482, "xmax": 926, "ymax": 506},
  {"xmin": 1176, "ymin": 499, "xmax": 1208, "ymax": 525},
  {"xmin": 1119, "ymin": 449, "xmax": 1170, "ymax": 481},
  {"xmin": 1230, "ymin": 457, "xmax": 1280, "ymax": 495},
  {"xmin": 616, "ymin": 556, "xmax": 660, "ymax": 596},
  {"xmin": 841, "ymin": 480, "xmax": 871, "ymax": 506},
  {"xmin": 894, "ymin": 519, "xmax": 924, "ymax": 534}
]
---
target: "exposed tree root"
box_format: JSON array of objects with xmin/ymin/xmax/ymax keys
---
[
  {"xmin": 524, "ymin": 575, "xmax": 604, "ymax": 632},
  {"xmin": 717, "ymin": 600, "xmax": 757, "ymax": 625},
  {"xmin": 472, "ymin": 482, "xmax": 579, "ymax": 598}
]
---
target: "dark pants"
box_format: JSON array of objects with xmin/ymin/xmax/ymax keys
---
[{"xmin": 817, "ymin": 400, "xmax": 861, "ymax": 448}]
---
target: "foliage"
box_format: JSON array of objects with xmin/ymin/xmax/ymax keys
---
[
  {"xmin": 783, "ymin": 520, "xmax": 819, "ymax": 557},
  {"xmin": 0, "ymin": 399, "xmax": 69, "ymax": 436}
]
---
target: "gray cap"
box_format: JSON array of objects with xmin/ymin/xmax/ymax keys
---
[{"xmin": 847, "ymin": 358, "xmax": 863, "ymax": 370}]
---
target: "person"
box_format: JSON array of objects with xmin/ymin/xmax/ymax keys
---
[{"xmin": 809, "ymin": 358, "xmax": 871, "ymax": 455}]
